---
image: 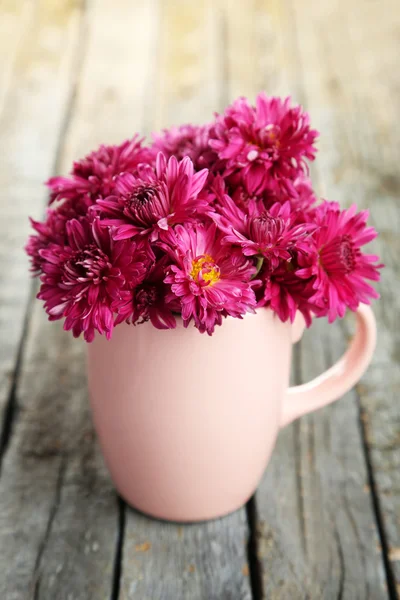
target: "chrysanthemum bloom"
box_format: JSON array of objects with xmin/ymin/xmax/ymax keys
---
[
  {"xmin": 97, "ymin": 153, "xmax": 209, "ymax": 242},
  {"xmin": 152, "ymin": 124, "xmax": 217, "ymax": 171},
  {"xmin": 275, "ymin": 176, "xmax": 318, "ymax": 227},
  {"xmin": 25, "ymin": 100, "xmax": 384, "ymax": 340},
  {"xmin": 162, "ymin": 223, "xmax": 257, "ymax": 334},
  {"xmin": 212, "ymin": 190, "xmax": 315, "ymax": 268},
  {"xmin": 38, "ymin": 217, "xmax": 149, "ymax": 341},
  {"xmin": 290, "ymin": 176, "xmax": 317, "ymax": 213},
  {"xmin": 296, "ymin": 202, "xmax": 382, "ymax": 322},
  {"xmin": 114, "ymin": 257, "xmax": 179, "ymax": 330},
  {"xmin": 25, "ymin": 194, "xmax": 98, "ymax": 275},
  {"xmin": 259, "ymin": 175, "xmax": 317, "ymax": 217},
  {"xmin": 211, "ymin": 173, "xmax": 271, "ymax": 213},
  {"xmin": 26, "ymin": 210, "xmax": 70, "ymax": 275},
  {"xmin": 210, "ymin": 93, "xmax": 318, "ymax": 196},
  {"xmin": 256, "ymin": 253, "xmax": 315, "ymax": 325},
  {"xmin": 47, "ymin": 136, "xmax": 153, "ymax": 210}
]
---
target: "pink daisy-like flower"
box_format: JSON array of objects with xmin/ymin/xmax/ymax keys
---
[
  {"xmin": 212, "ymin": 188, "xmax": 315, "ymax": 267},
  {"xmin": 97, "ymin": 153, "xmax": 209, "ymax": 242},
  {"xmin": 26, "ymin": 210, "xmax": 69, "ymax": 275},
  {"xmin": 210, "ymin": 93, "xmax": 318, "ymax": 196},
  {"xmin": 114, "ymin": 257, "xmax": 179, "ymax": 330},
  {"xmin": 259, "ymin": 175, "xmax": 317, "ymax": 217},
  {"xmin": 256, "ymin": 253, "xmax": 315, "ymax": 326},
  {"xmin": 24, "ymin": 96, "xmax": 384, "ymax": 341},
  {"xmin": 297, "ymin": 202, "xmax": 382, "ymax": 322},
  {"xmin": 162, "ymin": 222, "xmax": 257, "ymax": 334},
  {"xmin": 215, "ymin": 171, "xmax": 317, "ymax": 222},
  {"xmin": 38, "ymin": 217, "xmax": 149, "ymax": 341},
  {"xmin": 212, "ymin": 172, "xmax": 272, "ymax": 213},
  {"xmin": 25, "ymin": 195, "xmax": 98, "ymax": 275},
  {"xmin": 290, "ymin": 176, "xmax": 317, "ymax": 213},
  {"xmin": 47, "ymin": 136, "xmax": 153, "ymax": 209},
  {"xmin": 152, "ymin": 124, "xmax": 217, "ymax": 171}
]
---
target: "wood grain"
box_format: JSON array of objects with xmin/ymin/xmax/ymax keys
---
[
  {"xmin": 152, "ymin": 0, "xmax": 221, "ymax": 130},
  {"xmin": 60, "ymin": 0, "xmax": 159, "ymax": 159},
  {"xmin": 0, "ymin": 0, "xmax": 158, "ymax": 598},
  {"xmin": 0, "ymin": 0, "xmax": 84, "ymax": 452},
  {"xmin": 0, "ymin": 309, "xmax": 119, "ymax": 600},
  {"xmin": 0, "ymin": 0, "xmax": 398, "ymax": 598},
  {"xmin": 290, "ymin": 0, "xmax": 400, "ymax": 594},
  {"xmin": 0, "ymin": 0, "xmax": 32, "ymax": 114},
  {"xmin": 119, "ymin": 2, "xmax": 252, "ymax": 598},
  {"xmin": 219, "ymin": 0, "xmax": 391, "ymax": 597},
  {"xmin": 121, "ymin": 510, "xmax": 251, "ymax": 600},
  {"xmin": 253, "ymin": 320, "xmax": 387, "ymax": 598}
]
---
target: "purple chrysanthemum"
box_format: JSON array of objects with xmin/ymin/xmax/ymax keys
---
[
  {"xmin": 47, "ymin": 137, "xmax": 153, "ymax": 210},
  {"xmin": 25, "ymin": 96, "xmax": 383, "ymax": 340},
  {"xmin": 152, "ymin": 124, "xmax": 217, "ymax": 171},
  {"xmin": 210, "ymin": 93, "xmax": 318, "ymax": 196},
  {"xmin": 114, "ymin": 257, "xmax": 179, "ymax": 330},
  {"xmin": 97, "ymin": 153, "xmax": 209, "ymax": 241},
  {"xmin": 212, "ymin": 188, "xmax": 315, "ymax": 267},
  {"xmin": 297, "ymin": 202, "xmax": 382, "ymax": 321},
  {"xmin": 162, "ymin": 222, "xmax": 257, "ymax": 334},
  {"xmin": 38, "ymin": 217, "xmax": 149, "ymax": 341}
]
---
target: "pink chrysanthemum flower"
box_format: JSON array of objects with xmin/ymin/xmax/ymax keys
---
[
  {"xmin": 259, "ymin": 175, "xmax": 317, "ymax": 216},
  {"xmin": 26, "ymin": 210, "xmax": 69, "ymax": 275},
  {"xmin": 215, "ymin": 171, "xmax": 317, "ymax": 221},
  {"xmin": 47, "ymin": 137, "xmax": 153, "ymax": 209},
  {"xmin": 114, "ymin": 257, "xmax": 179, "ymax": 330},
  {"xmin": 152, "ymin": 124, "xmax": 217, "ymax": 171},
  {"xmin": 25, "ymin": 96, "xmax": 384, "ymax": 341},
  {"xmin": 290, "ymin": 176, "xmax": 317, "ymax": 212},
  {"xmin": 210, "ymin": 93, "xmax": 318, "ymax": 196},
  {"xmin": 25, "ymin": 195, "xmax": 98, "ymax": 275},
  {"xmin": 212, "ymin": 189, "xmax": 315, "ymax": 267},
  {"xmin": 297, "ymin": 202, "xmax": 382, "ymax": 322},
  {"xmin": 38, "ymin": 217, "xmax": 149, "ymax": 341},
  {"xmin": 212, "ymin": 173, "xmax": 272, "ymax": 213},
  {"xmin": 97, "ymin": 153, "xmax": 209, "ymax": 241},
  {"xmin": 256, "ymin": 253, "xmax": 315, "ymax": 326},
  {"xmin": 162, "ymin": 223, "xmax": 257, "ymax": 334}
]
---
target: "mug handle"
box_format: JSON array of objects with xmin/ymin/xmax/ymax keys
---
[{"xmin": 281, "ymin": 304, "xmax": 377, "ymax": 428}]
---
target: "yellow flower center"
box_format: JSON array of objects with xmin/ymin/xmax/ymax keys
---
[
  {"xmin": 264, "ymin": 124, "xmax": 281, "ymax": 148},
  {"xmin": 190, "ymin": 254, "xmax": 221, "ymax": 285}
]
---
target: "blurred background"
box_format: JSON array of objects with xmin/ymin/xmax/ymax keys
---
[{"xmin": 0, "ymin": 1, "xmax": 399, "ymax": 598}]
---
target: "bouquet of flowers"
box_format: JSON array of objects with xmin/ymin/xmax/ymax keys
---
[{"xmin": 26, "ymin": 93, "xmax": 382, "ymax": 341}]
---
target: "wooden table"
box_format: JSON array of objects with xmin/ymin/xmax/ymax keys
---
[{"xmin": 0, "ymin": 1, "xmax": 398, "ymax": 598}]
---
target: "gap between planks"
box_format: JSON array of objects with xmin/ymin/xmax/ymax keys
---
[
  {"xmin": 0, "ymin": 0, "xmax": 89, "ymax": 471},
  {"xmin": 357, "ymin": 396, "xmax": 399, "ymax": 600}
]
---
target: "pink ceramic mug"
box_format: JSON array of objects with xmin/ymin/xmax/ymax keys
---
[{"xmin": 87, "ymin": 305, "xmax": 376, "ymax": 522}]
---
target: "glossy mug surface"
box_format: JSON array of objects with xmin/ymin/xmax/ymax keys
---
[{"xmin": 87, "ymin": 305, "xmax": 376, "ymax": 522}]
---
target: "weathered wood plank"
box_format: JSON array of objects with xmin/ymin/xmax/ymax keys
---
[
  {"xmin": 254, "ymin": 321, "xmax": 387, "ymax": 598},
  {"xmin": 152, "ymin": 0, "xmax": 220, "ymax": 130},
  {"xmin": 217, "ymin": 0, "xmax": 390, "ymax": 597},
  {"xmin": 0, "ymin": 309, "xmax": 118, "ymax": 600},
  {"xmin": 60, "ymin": 0, "xmax": 158, "ymax": 157},
  {"xmin": 1, "ymin": 2, "xmax": 397, "ymax": 599},
  {"xmin": 119, "ymin": 2, "xmax": 252, "ymax": 599},
  {"xmin": 0, "ymin": 0, "xmax": 84, "ymax": 447},
  {"xmin": 121, "ymin": 511, "xmax": 251, "ymax": 600},
  {"xmin": 0, "ymin": 0, "xmax": 32, "ymax": 113},
  {"xmin": 290, "ymin": 0, "xmax": 400, "ymax": 594},
  {"xmin": 0, "ymin": 0, "xmax": 159, "ymax": 598},
  {"xmin": 220, "ymin": 0, "xmax": 296, "ymax": 102}
]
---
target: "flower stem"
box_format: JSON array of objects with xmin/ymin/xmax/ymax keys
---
[{"xmin": 252, "ymin": 255, "xmax": 264, "ymax": 279}]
